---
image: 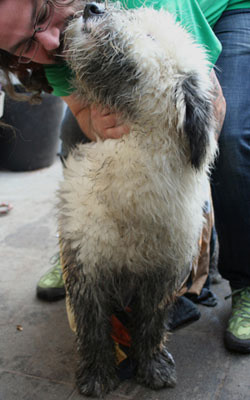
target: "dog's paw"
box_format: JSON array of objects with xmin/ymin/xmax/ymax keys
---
[
  {"xmin": 76, "ymin": 368, "xmax": 119, "ymax": 397},
  {"xmin": 136, "ymin": 347, "xmax": 177, "ymax": 390}
]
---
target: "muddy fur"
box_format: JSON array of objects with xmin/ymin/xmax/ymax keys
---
[{"xmin": 58, "ymin": 3, "xmax": 217, "ymax": 397}]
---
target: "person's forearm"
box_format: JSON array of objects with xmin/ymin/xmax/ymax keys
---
[
  {"xmin": 61, "ymin": 94, "xmax": 97, "ymax": 141},
  {"xmin": 210, "ymin": 69, "xmax": 226, "ymax": 141}
]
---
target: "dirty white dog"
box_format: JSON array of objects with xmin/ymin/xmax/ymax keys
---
[{"xmin": 58, "ymin": 2, "xmax": 217, "ymax": 397}]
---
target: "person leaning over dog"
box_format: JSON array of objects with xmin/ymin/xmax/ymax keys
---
[{"xmin": 0, "ymin": 0, "xmax": 249, "ymax": 355}]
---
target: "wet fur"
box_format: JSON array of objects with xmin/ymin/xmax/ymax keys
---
[{"xmin": 58, "ymin": 4, "xmax": 217, "ymax": 397}]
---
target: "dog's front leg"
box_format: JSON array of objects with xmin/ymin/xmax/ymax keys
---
[
  {"xmin": 130, "ymin": 277, "xmax": 177, "ymax": 390},
  {"xmin": 66, "ymin": 271, "xmax": 119, "ymax": 397}
]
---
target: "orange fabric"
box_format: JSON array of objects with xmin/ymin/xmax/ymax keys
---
[{"xmin": 111, "ymin": 309, "xmax": 131, "ymax": 347}]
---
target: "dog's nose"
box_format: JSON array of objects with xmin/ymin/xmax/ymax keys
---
[{"xmin": 83, "ymin": 3, "xmax": 105, "ymax": 20}]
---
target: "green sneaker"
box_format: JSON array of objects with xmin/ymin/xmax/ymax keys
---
[
  {"xmin": 36, "ymin": 256, "xmax": 66, "ymax": 301},
  {"xmin": 224, "ymin": 287, "xmax": 250, "ymax": 353}
]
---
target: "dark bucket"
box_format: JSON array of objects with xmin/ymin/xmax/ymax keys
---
[{"xmin": 0, "ymin": 87, "xmax": 64, "ymax": 171}]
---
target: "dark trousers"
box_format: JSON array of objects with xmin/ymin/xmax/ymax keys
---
[{"xmin": 212, "ymin": 9, "xmax": 250, "ymax": 288}]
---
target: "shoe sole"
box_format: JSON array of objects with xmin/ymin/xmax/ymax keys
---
[
  {"xmin": 224, "ymin": 331, "xmax": 250, "ymax": 354},
  {"xmin": 36, "ymin": 286, "xmax": 66, "ymax": 301}
]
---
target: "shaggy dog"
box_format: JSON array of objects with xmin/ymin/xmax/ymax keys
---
[{"xmin": 58, "ymin": 2, "xmax": 217, "ymax": 397}]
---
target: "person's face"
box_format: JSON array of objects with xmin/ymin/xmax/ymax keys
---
[{"xmin": 0, "ymin": 0, "xmax": 81, "ymax": 64}]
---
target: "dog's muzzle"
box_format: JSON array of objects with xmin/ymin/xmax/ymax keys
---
[{"xmin": 83, "ymin": 2, "xmax": 105, "ymax": 20}]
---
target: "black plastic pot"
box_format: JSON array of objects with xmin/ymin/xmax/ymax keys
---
[{"xmin": 0, "ymin": 86, "xmax": 64, "ymax": 171}]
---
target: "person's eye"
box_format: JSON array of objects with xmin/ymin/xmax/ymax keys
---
[{"xmin": 37, "ymin": 3, "xmax": 50, "ymax": 26}]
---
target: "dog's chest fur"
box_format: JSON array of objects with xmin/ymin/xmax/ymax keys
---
[{"xmin": 59, "ymin": 127, "xmax": 208, "ymax": 282}]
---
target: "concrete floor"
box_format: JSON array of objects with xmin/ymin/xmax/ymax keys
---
[{"xmin": 1, "ymin": 157, "xmax": 250, "ymax": 400}]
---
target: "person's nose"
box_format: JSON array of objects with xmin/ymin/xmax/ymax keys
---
[{"xmin": 35, "ymin": 27, "xmax": 61, "ymax": 51}]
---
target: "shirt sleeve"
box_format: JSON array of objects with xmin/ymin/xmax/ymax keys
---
[
  {"xmin": 164, "ymin": 0, "xmax": 222, "ymax": 66},
  {"xmin": 44, "ymin": 63, "xmax": 75, "ymax": 97}
]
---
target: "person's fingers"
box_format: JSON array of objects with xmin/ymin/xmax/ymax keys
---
[
  {"xmin": 101, "ymin": 124, "xmax": 130, "ymax": 139},
  {"xmin": 99, "ymin": 106, "xmax": 113, "ymax": 116},
  {"xmin": 90, "ymin": 104, "xmax": 130, "ymax": 139},
  {"xmin": 90, "ymin": 105, "xmax": 115, "ymax": 128}
]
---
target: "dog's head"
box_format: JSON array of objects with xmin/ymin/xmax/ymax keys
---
[{"xmin": 65, "ymin": 2, "xmax": 216, "ymax": 169}]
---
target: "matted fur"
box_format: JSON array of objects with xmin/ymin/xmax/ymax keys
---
[{"xmin": 58, "ymin": 3, "xmax": 217, "ymax": 397}]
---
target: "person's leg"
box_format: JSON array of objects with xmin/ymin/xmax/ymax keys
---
[
  {"xmin": 212, "ymin": 9, "xmax": 250, "ymax": 352},
  {"xmin": 36, "ymin": 107, "xmax": 89, "ymax": 301},
  {"xmin": 168, "ymin": 191, "xmax": 219, "ymax": 331},
  {"xmin": 184, "ymin": 196, "xmax": 218, "ymax": 307}
]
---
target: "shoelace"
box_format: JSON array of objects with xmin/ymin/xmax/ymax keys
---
[
  {"xmin": 224, "ymin": 288, "xmax": 247, "ymax": 300},
  {"xmin": 225, "ymin": 287, "xmax": 250, "ymax": 321},
  {"xmin": 49, "ymin": 253, "xmax": 61, "ymax": 266}
]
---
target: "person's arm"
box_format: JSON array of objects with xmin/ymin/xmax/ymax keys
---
[
  {"xmin": 62, "ymin": 93, "xmax": 130, "ymax": 141},
  {"xmin": 210, "ymin": 69, "xmax": 226, "ymax": 141}
]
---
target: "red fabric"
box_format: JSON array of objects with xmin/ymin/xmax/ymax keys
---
[{"xmin": 111, "ymin": 308, "xmax": 131, "ymax": 347}]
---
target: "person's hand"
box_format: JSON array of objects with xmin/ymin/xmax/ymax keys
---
[
  {"xmin": 62, "ymin": 94, "xmax": 130, "ymax": 141},
  {"xmin": 89, "ymin": 104, "xmax": 130, "ymax": 140},
  {"xmin": 210, "ymin": 69, "xmax": 226, "ymax": 141}
]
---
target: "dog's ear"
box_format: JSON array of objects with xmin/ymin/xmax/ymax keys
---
[{"xmin": 175, "ymin": 73, "xmax": 214, "ymax": 170}]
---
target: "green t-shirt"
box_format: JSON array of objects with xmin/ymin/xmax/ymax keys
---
[
  {"xmin": 45, "ymin": 0, "xmax": 250, "ymax": 96},
  {"xmin": 197, "ymin": 0, "xmax": 250, "ymax": 28},
  {"xmin": 228, "ymin": 0, "xmax": 250, "ymax": 10}
]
